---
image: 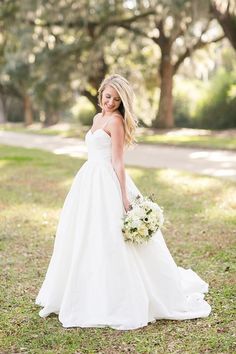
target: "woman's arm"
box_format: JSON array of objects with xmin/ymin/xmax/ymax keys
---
[{"xmin": 109, "ymin": 116, "xmax": 131, "ymax": 212}]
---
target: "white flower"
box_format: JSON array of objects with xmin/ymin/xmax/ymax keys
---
[
  {"xmin": 131, "ymin": 218, "xmax": 142, "ymax": 229},
  {"xmin": 122, "ymin": 195, "xmax": 164, "ymax": 244}
]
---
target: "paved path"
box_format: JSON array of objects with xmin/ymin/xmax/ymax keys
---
[{"xmin": 0, "ymin": 131, "xmax": 236, "ymax": 180}]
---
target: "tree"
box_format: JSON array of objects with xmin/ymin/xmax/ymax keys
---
[
  {"xmin": 0, "ymin": 0, "xmax": 17, "ymax": 123},
  {"xmin": 119, "ymin": 0, "xmax": 225, "ymax": 128},
  {"xmin": 0, "ymin": 0, "xmax": 227, "ymax": 129},
  {"xmin": 210, "ymin": 0, "xmax": 236, "ymax": 50},
  {"xmin": 0, "ymin": 0, "xmax": 37, "ymax": 124},
  {"xmin": 24, "ymin": 0, "xmax": 155, "ymax": 117}
]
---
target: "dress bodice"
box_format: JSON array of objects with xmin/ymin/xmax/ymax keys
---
[{"xmin": 85, "ymin": 129, "xmax": 112, "ymax": 163}]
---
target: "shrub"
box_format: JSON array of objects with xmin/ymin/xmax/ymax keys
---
[
  {"xmin": 77, "ymin": 106, "xmax": 96, "ymax": 126},
  {"xmin": 194, "ymin": 69, "xmax": 236, "ymax": 129},
  {"xmin": 173, "ymin": 93, "xmax": 192, "ymax": 127},
  {"xmin": 72, "ymin": 97, "xmax": 96, "ymax": 126}
]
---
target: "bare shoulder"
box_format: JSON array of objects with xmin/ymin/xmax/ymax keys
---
[
  {"xmin": 93, "ymin": 112, "xmax": 102, "ymax": 123},
  {"xmin": 109, "ymin": 113, "xmax": 124, "ymax": 130}
]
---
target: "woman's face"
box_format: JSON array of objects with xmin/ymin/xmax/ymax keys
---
[{"xmin": 101, "ymin": 85, "xmax": 121, "ymax": 114}]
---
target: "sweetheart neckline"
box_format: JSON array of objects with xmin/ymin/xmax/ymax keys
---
[{"xmin": 89, "ymin": 128, "xmax": 111, "ymax": 139}]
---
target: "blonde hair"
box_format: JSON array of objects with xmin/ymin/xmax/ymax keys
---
[{"xmin": 98, "ymin": 74, "xmax": 137, "ymax": 146}]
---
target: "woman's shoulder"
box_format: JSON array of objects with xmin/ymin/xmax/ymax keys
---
[
  {"xmin": 109, "ymin": 112, "xmax": 124, "ymax": 127},
  {"xmin": 93, "ymin": 113, "xmax": 102, "ymax": 122},
  {"xmin": 108, "ymin": 113, "xmax": 125, "ymax": 137}
]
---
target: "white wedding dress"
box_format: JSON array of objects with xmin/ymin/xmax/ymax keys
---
[{"xmin": 35, "ymin": 122, "xmax": 211, "ymax": 330}]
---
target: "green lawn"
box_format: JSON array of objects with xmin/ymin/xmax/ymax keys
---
[
  {"xmin": 0, "ymin": 123, "xmax": 87, "ymax": 139},
  {"xmin": 138, "ymin": 133, "xmax": 236, "ymax": 151},
  {"xmin": 0, "ymin": 145, "xmax": 235, "ymax": 354},
  {"xmin": 1, "ymin": 123, "xmax": 236, "ymax": 151}
]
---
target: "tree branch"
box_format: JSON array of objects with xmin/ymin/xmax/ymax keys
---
[
  {"xmin": 80, "ymin": 89, "xmax": 97, "ymax": 105},
  {"xmin": 173, "ymin": 33, "xmax": 225, "ymax": 74},
  {"xmin": 24, "ymin": 9, "xmax": 155, "ymax": 33},
  {"xmin": 115, "ymin": 23, "xmax": 149, "ymax": 39},
  {"xmin": 210, "ymin": 0, "xmax": 236, "ymax": 50},
  {"xmin": 153, "ymin": 19, "xmax": 167, "ymax": 46}
]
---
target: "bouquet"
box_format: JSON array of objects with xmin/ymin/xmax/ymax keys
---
[{"xmin": 122, "ymin": 195, "xmax": 164, "ymax": 244}]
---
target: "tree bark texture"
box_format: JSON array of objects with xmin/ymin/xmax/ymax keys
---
[{"xmin": 23, "ymin": 95, "xmax": 33, "ymax": 126}]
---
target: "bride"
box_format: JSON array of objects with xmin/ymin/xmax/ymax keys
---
[{"xmin": 35, "ymin": 74, "xmax": 211, "ymax": 330}]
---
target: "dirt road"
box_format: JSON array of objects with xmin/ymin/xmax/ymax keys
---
[{"xmin": 1, "ymin": 131, "xmax": 235, "ymax": 180}]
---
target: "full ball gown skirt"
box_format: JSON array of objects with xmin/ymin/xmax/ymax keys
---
[{"xmin": 35, "ymin": 128, "xmax": 211, "ymax": 330}]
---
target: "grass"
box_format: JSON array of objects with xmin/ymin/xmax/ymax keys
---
[
  {"xmin": 0, "ymin": 122, "xmax": 87, "ymax": 139},
  {"xmin": 1, "ymin": 122, "xmax": 236, "ymax": 151},
  {"xmin": 138, "ymin": 132, "xmax": 236, "ymax": 151},
  {"xmin": 0, "ymin": 145, "xmax": 236, "ymax": 354}
]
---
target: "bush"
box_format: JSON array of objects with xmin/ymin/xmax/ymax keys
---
[
  {"xmin": 72, "ymin": 97, "xmax": 96, "ymax": 126},
  {"xmin": 173, "ymin": 93, "xmax": 192, "ymax": 127},
  {"xmin": 194, "ymin": 69, "xmax": 236, "ymax": 129},
  {"xmin": 77, "ymin": 106, "xmax": 96, "ymax": 126}
]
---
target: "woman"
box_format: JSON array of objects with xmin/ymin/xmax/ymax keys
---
[{"xmin": 36, "ymin": 74, "xmax": 211, "ymax": 330}]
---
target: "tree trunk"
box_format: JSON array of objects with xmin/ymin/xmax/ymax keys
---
[
  {"xmin": 44, "ymin": 111, "xmax": 60, "ymax": 126},
  {"xmin": 23, "ymin": 95, "xmax": 33, "ymax": 126},
  {"xmin": 82, "ymin": 90, "xmax": 100, "ymax": 113},
  {"xmin": 81, "ymin": 48, "xmax": 108, "ymax": 114},
  {"xmin": 0, "ymin": 95, "xmax": 6, "ymax": 123},
  {"xmin": 153, "ymin": 56, "xmax": 174, "ymax": 128}
]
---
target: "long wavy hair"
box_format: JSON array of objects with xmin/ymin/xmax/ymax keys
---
[{"xmin": 98, "ymin": 74, "xmax": 137, "ymax": 146}]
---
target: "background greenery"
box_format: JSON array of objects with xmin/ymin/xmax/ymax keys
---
[{"xmin": 0, "ymin": 0, "xmax": 235, "ymax": 129}]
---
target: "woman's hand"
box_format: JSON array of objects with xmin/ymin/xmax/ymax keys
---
[{"xmin": 123, "ymin": 198, "xmax": 132, "ymax": 213}]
